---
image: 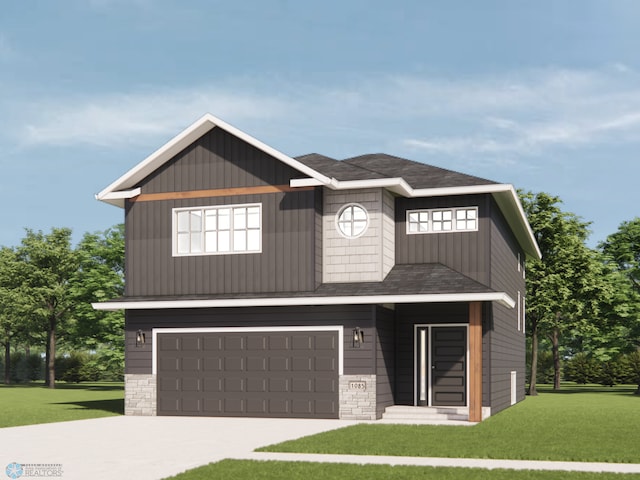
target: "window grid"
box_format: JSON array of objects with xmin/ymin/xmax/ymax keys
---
[
  {"xmin": 174, "ymin": 204, "xmax": 261, "ymax": 256},
  {"xmin": 406, "ymin": 207, "xmax": 479, "ymax": 234},
  {"xmin": 337, "ymin": 204, "xmax": 369, "ymax": 238}
]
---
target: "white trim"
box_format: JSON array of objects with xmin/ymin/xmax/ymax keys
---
[
  {"xmin": 92, "ymin": 291, "xmax": 516, "ymax": 311},
  {"xmin": 413, "ymin": 323, "xmax": 470, "ymax": 407},
  {"xmin": 151, "ymin": 325, "xmax": 343, "ymax": 376},
  {"xmin": 335, "ymin": 203, "xmax": 370, "ymax": 239},
  {"xmin": 96, "ymin": 113, "xmax": 331, "ymax": 208},
  {"xmin": 94, "ymin": 188, "xmax": 141, "ymax": 203}
]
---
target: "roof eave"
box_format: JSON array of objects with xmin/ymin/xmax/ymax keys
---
[
  {"xmin": 92, "ymin": 291, "xmax": 515, "ymax": 311},
  {"xmin": 97, "ymin": 113, "xmax": 332, "ymax": 208}
]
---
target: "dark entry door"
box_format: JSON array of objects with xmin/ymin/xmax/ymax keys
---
[{"xmin": 416, "ymin": 326, "xmax": 467, "ymax": 407}]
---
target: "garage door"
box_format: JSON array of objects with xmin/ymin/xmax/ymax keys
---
[{"xmin": 156, "ymin": 330, "xmax": 339, "ymax": 418}]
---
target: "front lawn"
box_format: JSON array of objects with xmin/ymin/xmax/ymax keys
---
[
  {"xmin": 0, "ymin": 382, "xmax": 124, "ymax": 427},
  {"xmin": 164, "ymin": 459, "xmax": 640, "ymax": 480},
  {"xmin": 259, "ymin": 385, "xmax": 640, "ymax": 463}
]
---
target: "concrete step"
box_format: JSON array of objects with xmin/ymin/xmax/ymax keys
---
[{"xmin": 382, "ymin": 406, "xmax": 469, "ymax": 422}]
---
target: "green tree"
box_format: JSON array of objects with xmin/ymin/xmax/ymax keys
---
[
  {"xmin": 68, "ymin": 225, "xmax": 125, "ymax": 379},
  {"xmin": 16, "ymin": 228, "xmax": 81, "ymax": 388},
  {"xmin": 0, "ymin": 247, "xmax": 24, "ymax": 384},
  {"xmin": 600, "ymin": 218, "xmax": 640, "ymax": 393},
  {"xmin": 520, "ymin": 191, "xmax": 601, "ymax": 394}
]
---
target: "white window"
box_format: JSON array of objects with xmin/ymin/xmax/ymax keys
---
[
  {"xmin": 174, "ymin": 203, "xmax": 261, "ymax": 256},
  {"xmin": 406, "ymin": 207, "xmax": 478, "ymax": 234},
  {"xmin": 407, "ymin": 211, "xmax": 429, "ymax": 233},
  {"xmin": 336, "ymin": 204, "xmax": 369, "ymax": 239}
]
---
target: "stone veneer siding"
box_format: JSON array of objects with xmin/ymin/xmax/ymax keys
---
[
  {"xmin": 125, "ymin": 373, "xmax": 157, "ymax": 416},
  {"xmin": 339, "ymin": 374, "xmax": 377, "ymax": 420},
  {"xmin": 323, "ymin": 188, "xmax": 395, "ymax": 283}
]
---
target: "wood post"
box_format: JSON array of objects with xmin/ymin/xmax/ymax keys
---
[{"xmin": 469, "ymin": 301, "xmax": 483, "ymax": 422}]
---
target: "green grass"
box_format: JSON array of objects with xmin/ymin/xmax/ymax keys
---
[
  {"xmin": 164, "ymin": 460, "xmax": 640, "ymax": 480},
  {"xmin": 259, "ymin": 385, "xmax": 640, "ymax": 463},
  {"xmin": 0, "ymin": 382, "xmax": 124, "ymax": 427}
]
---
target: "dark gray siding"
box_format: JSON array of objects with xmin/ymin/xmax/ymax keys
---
[
  {"xmin": 124, "ymin": 126, "xmax": 320, "ymax": 297},
  {"xmin": 488, "ymin": 199, "xmax": 526, "ymax": 414},
  {"xmin": 125, "ymin": 305, "xmax": 376, "ymax": 375},
  {"xmin": 141, "ymin": 128, "xmax": 298, "ymax": 193},
  {"xmin": 375, "ymin": 306, "xmax": 395, "ymax": 418},
  {"xmin": 395, "ymin": 195, "xmax": 492, "ymax": 285},
  {"xmin": 393, "ymin": 303, "xmax": 469, "ymax": 406}
]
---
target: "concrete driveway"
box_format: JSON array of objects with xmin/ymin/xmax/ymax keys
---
[{"xmin": 0, "ymin": 416, "xmax": 356, "ymax": 480}]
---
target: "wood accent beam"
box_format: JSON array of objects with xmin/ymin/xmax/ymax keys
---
[
  {"xmin": 130, "ymin": 185, "xmax": 315, "ymax": 203},
  {"xmin": 469, "ymin": 301, "xmax": 483, "ymax": 423}
]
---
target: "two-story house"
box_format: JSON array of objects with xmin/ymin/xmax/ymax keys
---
[{"xmin": 93, "ymin": 113, "xmax": 541, "ymax": 422}]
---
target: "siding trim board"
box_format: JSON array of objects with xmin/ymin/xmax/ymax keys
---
[
  {"xmin": 152, "ymin": 325, "xmax": 344, "ymax": 375},
  {"xmin": 95, "ymin": 292, "xmax": 515, "ymax": 310},
  {"xmin": 132, "ymin": 185, "xmax": 314, "ymax": 203}
]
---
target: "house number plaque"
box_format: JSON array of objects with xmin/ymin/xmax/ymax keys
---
[{"xmin": 349, "ymin": 381, "xmax": 366, "ymax": 391}]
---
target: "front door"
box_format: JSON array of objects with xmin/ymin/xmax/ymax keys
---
[{"xmin": 415, "ymin": 325, "xmax": 467, "ymax": 407}]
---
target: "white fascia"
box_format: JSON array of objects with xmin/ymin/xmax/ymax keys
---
[
  {"xmin": 290, "ymin": 176, "xmax": 541, "ymax": 260},
  {"xmin": 93, "ymin": 188, "xmax": 141, "ymax": 208},
  {"xmin": 92, "ymin": 291, "xmax": 515, "ymax": 311},
  {"xmin": 96, "ymin": 113, "xmax": 332, "ymax": 207}
]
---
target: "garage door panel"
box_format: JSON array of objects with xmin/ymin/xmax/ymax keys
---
[
  {"xmin": 292, "ymin": 378, "xmax": 312, "ymax": 393},
  {"xmin": 269, "ymin": 357, "xmax": 290, "ymax": 371},
  {"xmin": 247, "ymin": 357, "xmax": 266, "ymax": 371},
  {"xmin": 225, "ymin": 336, "xmax": 244, "ymax": 350},
  {"xmin": 225, "ymin": 357, "xmax": 244, "ymax": 370},
  {"xmin": 247, "ymin": 336, "xmax": 266, "ymax": 350},
  {"xmin": 292, "ymin": 335, "xmax": 312, "ymax": 350},
  {"xmin": 159, "ymin": 357, "xmax": 180, "ymax": 372},
  {"xmin": 204, "ymin": 357, "xmax": 222, "ymax": 371},
  {"xmin": 292, "ymin": 357, "xmax": 312, "ymax": 371},
  {"xmin": 157, "ymin": 330, "xmax": 339, "ymax": 418},
  {"xmin": 247, "ymin": 377, "xmax": 267, "ymax": 392},
  {"xmin": 204, "ymin": 337, "xmax": 223, "ymax": 351},
  {"xmin": 204, "ymin": 378, "xmax": 222, "ymax": 392},
  {"xmin": 315, "ymin": 357, "xmax": 336, "ymax": 371},
  {"xmin": 224, "ymin": 377, "xmax": 244, "ymax": 392},
  {"xmin": 315, "ymin": 378, "xmax": 336, "ymax": 393},
  {"xmin": 158, "ymin": 377, "xmax": 180, "ymax": 392},
  {"xmin": 181, "ymin": 357, "xmax": 201, "ymax": 372},
  {"xmin": 181, "ymin": 336, "xmax": 201, "ymax": 351}
]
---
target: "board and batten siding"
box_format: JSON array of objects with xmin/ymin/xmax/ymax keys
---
[
  {"xmin": 375, "ymin": 306, "xmax": 395, "ymax": 417},
  {"xmin": 141, "ymin": 127, "xmax": 297, "ymax": 193},
  {"xmin": 125, "ymin": 305, "xmax": 378, "ymax": 376},
  {"xmin": 394, "ymin": 194, "xmax": 492, "ymax": 285},
  {"xmin": 488, "ymin": 199, "xmax": 526, "ymax": 414},
  {"xmin": 123, "ymin": 127, "xmax": 320, "ymax": 297}
]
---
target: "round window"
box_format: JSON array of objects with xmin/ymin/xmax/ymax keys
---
[{"xmin": 336, "ymin": 204, "xmax": 369, "ymax": 238}]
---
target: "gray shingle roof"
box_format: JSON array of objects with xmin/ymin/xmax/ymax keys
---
[
  {"xmin": 294, "ymin": 153, "xmax": 496, "ymax": 188},
  {"xmin": 103, "ymin": 263, "xmax": 495, "ymax": 305}
]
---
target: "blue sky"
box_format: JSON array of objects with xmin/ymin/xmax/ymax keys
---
[{"xmin": 1, "ymin": 1, "xmax": 639, "ymax": 248}]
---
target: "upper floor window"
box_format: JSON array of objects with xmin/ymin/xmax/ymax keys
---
[
  {"xmin": 336, "ymin": 204, "xmax": 369, "ymax": 239},
  {"xmin": 406, "ymin": 207, "xmax": 478, "ymax": 234},
  {"xmin": 173, "ymin": 203, "xmax": 261, "ymax": 256}
]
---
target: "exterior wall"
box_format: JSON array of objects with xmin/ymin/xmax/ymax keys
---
[
  {"xmin": 395, "ymin": 194, "xmax": 492, "ymax": 285},
  {"xmin": 488, "ymin": 199, "xmax": 527, "ymax": 414},
  {"xmin": 125, "ymin": 374, "xmax": 156, "ymax": 416},
  {"xmin": 339, "ymin": 374, "xmax": 377, "ymax": 420},
  {"xmin": 382, "ymin": 190, "xmax": 396, "ymax": 278},
  {"xmin": 322, "ymin": 188, "xmax": 394, "ymax": 283},
  {"xmin": 375, "ymin": 305, "xmax": 395, "ymax": 418},
  {"xmin": 124, "ymin": 127, "xmax": 320, "ymax": 297}
]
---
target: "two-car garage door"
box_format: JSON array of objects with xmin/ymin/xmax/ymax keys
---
[{"xmin": 156, "ymin": 329, "xmax": 339, "ymax": 418}]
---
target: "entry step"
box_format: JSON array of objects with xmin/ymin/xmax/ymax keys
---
[{"xmin": 381, "ymin": 406, "xmax": 470, "ymax": 423}]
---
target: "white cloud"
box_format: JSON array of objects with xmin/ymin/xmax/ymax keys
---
[
  {"xmin": 12, "ymin": 65, "xmax": 640, "ymax": 161},
  {"xmin": 19, "ymin": 87, "xmax": 292, "ymax": 148}
]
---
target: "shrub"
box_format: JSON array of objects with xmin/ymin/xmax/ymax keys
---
[
  {"xmin": 564, "ymin": 353, "xmax": 601, "ymax": 384},
  {"xmin": 536, "ymin": 350, "xmax": 555, "ymax": 384}
]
